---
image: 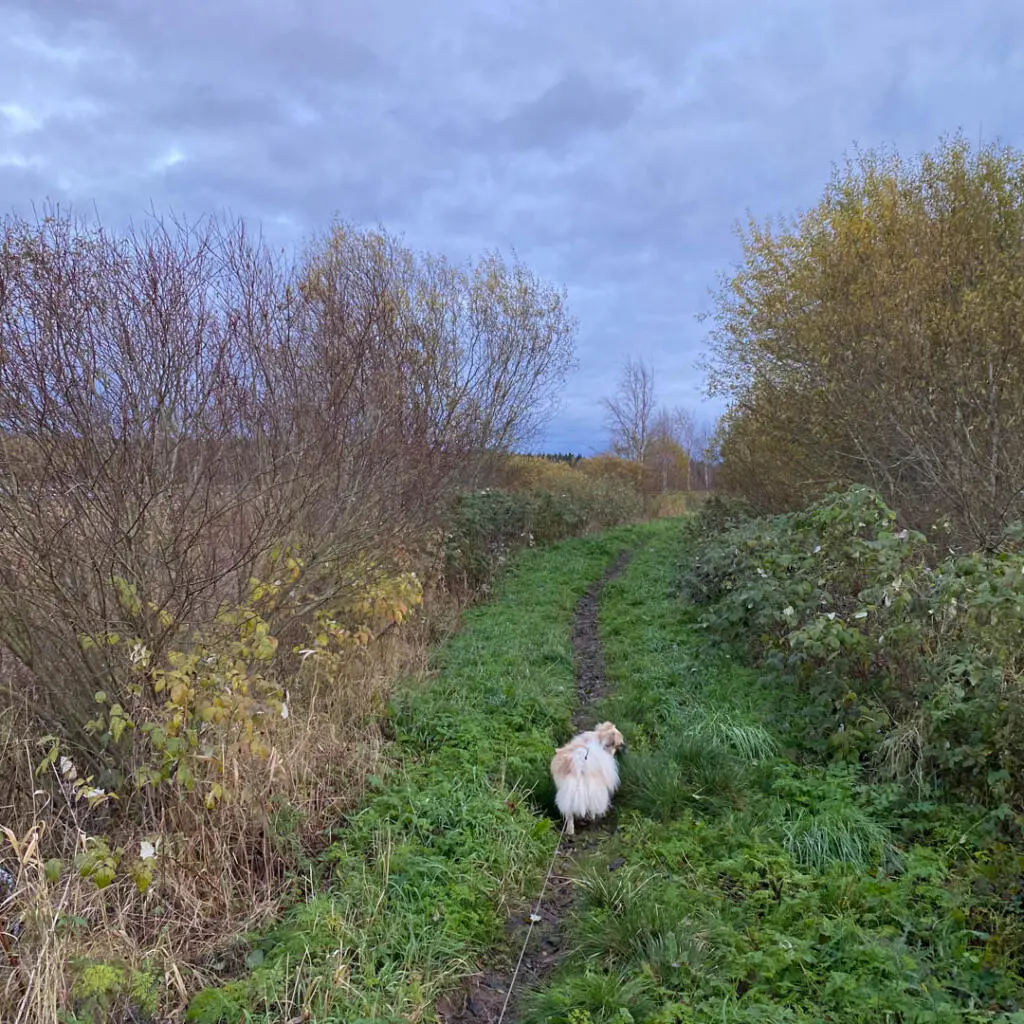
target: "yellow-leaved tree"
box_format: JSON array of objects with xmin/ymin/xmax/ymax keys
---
[{"xmin": 705, "ymin": 134, "xmax": 1024, "ymax": 548}]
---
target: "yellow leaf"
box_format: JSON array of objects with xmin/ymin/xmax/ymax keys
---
[{"xmin": 132, "ymin": 861, "xmax": 154, "ymax": 893}]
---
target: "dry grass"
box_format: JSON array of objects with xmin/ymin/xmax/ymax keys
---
[
  {"xmin": 0, "ymin": 587, "xmax": 464, "ymax": 1024},
  {"xmin": 650, "ymin": 490, "xmax": 711, "ymax": 518}
]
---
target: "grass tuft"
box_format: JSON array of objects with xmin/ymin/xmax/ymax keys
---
[
  {"xmin": 520, "ymin": 970, "xmax": 658, "ymax": 1024},
  {"xmin": 778, "ymin": 803, "xmax": 894, "ymax": 871}
]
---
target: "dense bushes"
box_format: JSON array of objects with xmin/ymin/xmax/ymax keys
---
[
  {"xmin": 0, "ymin": 545, "xmax": 434, "ymax": 1020},
  {"xmin": 680, "ymin": 486, "xmax": 1024, "ymax": 813},
  {"xmin": 444, "ymin": 458, "xmax": 645, "ymax": 592},
  {"xmin": 0, "ymin": 209, "xmax": 584, "ymax": 1021},
  {"xmin": 0, "ymin": 211, "xmax": 575, "ymax": 766}
]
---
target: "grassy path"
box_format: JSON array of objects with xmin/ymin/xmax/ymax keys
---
[
  {"xmin": 185, "ymin": 527, "xmax": 646, "ymax": 1024},
  {"xmin": 187, "ymin": 518, "xmax": 1024, "ymax": 1024},
  {"xmin": 439, "ymin": 548, "xmax": 633, "ymax": 1024},
  {"xmin": 523, "ymin": 519, "xmax": 1024, "ymax": 1024}
]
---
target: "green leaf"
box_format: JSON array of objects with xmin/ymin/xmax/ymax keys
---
[
  {"xmin": 109, "ymin": 704, "xmax": 129, "ymax": 743},
  {"xmin": 91, "ymin": 864, "xmax": 116, "ymax": 889},
  {"xmin": 175, "ymin": 763, "xmax": 195, "ymax": 791}
]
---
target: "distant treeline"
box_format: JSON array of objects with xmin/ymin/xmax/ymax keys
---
[{"xmin": 529, "ymin": 452, "xmax": 584, "ymax": 465}]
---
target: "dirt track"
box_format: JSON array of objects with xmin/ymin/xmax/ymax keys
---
[{"xmin": 437, "ymin": 549, "xmax": 632, "ymax": 1024}]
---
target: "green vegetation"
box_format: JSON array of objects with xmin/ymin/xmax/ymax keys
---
[
  {"xmin": 525, "ymin": 516, "xmax": 1024, "ymax": 1023},
  {"xmin": 185, "ymin": 527, "xmax": 642, "ymax": 1023},
  {"xmin": 70, "ymin": 962, "xmax": 159, "ymax": 1024},
  {"xmin": 444, "ymin": 474, "xmax": 644, "ymax": 594},
  {"xmin": 17, "ymin": 479, "xmax": 1024, "ymax": 1022},
  {"xmin": 187, "ymin": 497, "xmax": 1024, "ymax": 1022},
  {"xmin": 682, "ymin": 486, "xmax": 1024, "ymax": 812}
]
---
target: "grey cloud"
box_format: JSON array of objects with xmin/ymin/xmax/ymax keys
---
[
  {"xmin": 3, "ymin": 0, "xmax": 1024, "ymax": 452},
  {"xmin": 148, "ymin": 89, "xmax": 296, "ymax": 134},
  {"xmin": 0, "ymin": 163, "xmax": 61, "ymax": 207},
  {"xmin": 493, "ymin": 73, "xmax": 642, "ymax": 154}
]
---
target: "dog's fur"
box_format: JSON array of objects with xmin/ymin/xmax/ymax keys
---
[{"xmin": 549, "ymin": 721, "xmax": 626, "ymax": 835}]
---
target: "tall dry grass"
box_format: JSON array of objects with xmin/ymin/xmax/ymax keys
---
[{"xmin": 0, "ymin": 578, "xmax": 468, "ymax": 1022}]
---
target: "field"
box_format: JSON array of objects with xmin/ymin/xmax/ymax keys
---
[
  {"xmin": 172, "ymin": 511, "xmax": 1024, "ymax": 1023},
  {"xmin": 7, "ymin": 133, "xmax": 1024, "ymax": 1024}
]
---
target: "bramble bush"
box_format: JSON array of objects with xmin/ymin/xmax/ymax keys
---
[{"xmin": 680, "ymin": 485, "xmax": 1024, "ymax": 812}]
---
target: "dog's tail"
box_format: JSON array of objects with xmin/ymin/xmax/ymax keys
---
[
  {"xmin": 554, "ymin": 742, "xmax": 613, "ymax": 820},
  {"xmin": 570, "ymin": 745, "xmax": 591, "ymax": 772}
]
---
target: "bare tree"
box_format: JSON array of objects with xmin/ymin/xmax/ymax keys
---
[
  {"xmin": 301, "ymin": 225, "xmax": 578, "ymax": 479},
  {"xmin": 0, "ymin": 208, "xmax": 579, "ymax": 770},
  {"xmin": 602, "ymin": 357, "xmax": 656, "ymax": 463}
]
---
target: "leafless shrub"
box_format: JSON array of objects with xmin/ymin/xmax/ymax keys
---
[
  {"xmin": 0, "ymin": 206, "xmax": 578, "ymax": 1017},
  {"xmin": 0, "ymin": 209, "xmax": 576, "ymax": 771}
]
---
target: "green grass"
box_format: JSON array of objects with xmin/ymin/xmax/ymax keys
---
[
  {"xmin": 188, "ymin": 517, "xmax": 1024, "ymax": 1023},
  {"xmin": 185, "ymin": 525, "xmax": 649, "ymax": 1024},
  {"xmin": 525, "ymin": 519, "xmax": 1024, "ymax": 1024}
]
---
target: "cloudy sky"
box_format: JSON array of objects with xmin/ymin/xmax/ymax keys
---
[{"xmin": 2, "ymin": 1, "xmax": 1022, "ymax": 452}]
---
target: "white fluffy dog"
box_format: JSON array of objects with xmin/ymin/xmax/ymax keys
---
[{"xmin": 550, "ymin": 721, "xmax": 626, "ymax": 835}]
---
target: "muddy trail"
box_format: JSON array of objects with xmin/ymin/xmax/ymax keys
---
[{"xmin": 437, "ymin": 549, "xmax": 632, "ymax": 1024}]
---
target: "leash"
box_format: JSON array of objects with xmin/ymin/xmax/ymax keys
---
[{"xmin": 495, "ymin": 818, "xmax": 568, "ymax": 1024}]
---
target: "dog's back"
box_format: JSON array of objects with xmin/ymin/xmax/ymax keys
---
[{"xmin": 551, "ymin": 732, "xmax": 619, "ymax": 821}]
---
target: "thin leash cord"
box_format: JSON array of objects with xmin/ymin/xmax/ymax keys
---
[{"xmin": 495, "ymin": 818, "xmax": 568, "ymax": 1024}]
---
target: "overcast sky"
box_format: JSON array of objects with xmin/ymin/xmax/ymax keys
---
[{"xmin": 2, "ymin": 1, "xmax": 1023, "ymax": 453}]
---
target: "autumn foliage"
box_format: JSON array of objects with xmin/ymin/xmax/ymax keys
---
[{"xmin": 706, "ymin": 135, "xmax": 1024, "ymax": 548}]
